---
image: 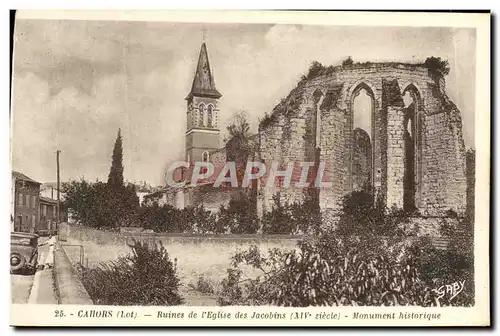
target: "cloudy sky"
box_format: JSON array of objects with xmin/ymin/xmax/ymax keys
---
[{"xmin": 11, "ymin": 19, "xmax": 476, "ymax": 185}]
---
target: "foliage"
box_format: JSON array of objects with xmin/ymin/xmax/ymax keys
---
[
  {"xmin": 226, "ymin": 110, "xmax": 251, "ymax": 141},
  {"xmin": 259, "ymin": 112, "xmax": 279, "ymax": 129},
  {"xmin": 300, "ymin": 61, "xmax": 332, "ymax": 81},
  {"xmin": 63, "ymin": 179, "xmax": 139, "ymax": 229},
  {"xmin": 342, "ymin": 56, "xmax": 354, "ymax": 67},
  {"xmin": 217, "ymin": 233, "xmax": 474, "ymax": 307},
  {"xmin": 107, "ymin": 128, "xmax": 124, "ymax": 188},
  {"xmin": 82, "ymin": 240, "xmax": 183, "ymax": 305},
  {"xmin": 424, "ymin": 57, "xmax": 450, "ymax": 78},
  {"xmin": 136, "ymin": 193, "xmax": 258, "ymax": 234},
  {"xmin": 336, "ymin": 190, "xmax": 408, "ymax": 236},
  {"xmin": 261, "ymin": 190, "xmax": 321, "ymax": 235},
  {"xmin": 63, "ymin": 129, "xmax": 139, "ymax": 229},
  {"xmin": 225, "ymin": 111, "xmax": 256, "ymax": 186},
  {"xmin": 218, "ymin": 193, "xmax": 259, "ymax": 234},
  {"xmin": 192, "ymin": 276, "xmax": 215, "ymax": 295}
]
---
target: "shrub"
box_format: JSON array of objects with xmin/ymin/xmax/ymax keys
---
[
  {"xmin": 336, "ymin": 190, "xmax": 408, "ymax": 236},
  {"xmin": 217, "ymin": 233, "xmax": 474, "ymax": 307},
  {"xmin": 342, "ymin": 56, "xmax": 354, "ymax": 67},
  {"xmin": 191, "ymin": 276, "xmax": 215, "ymax": 295},
  {"xmin": 424, "ymin": 56, "xmax": 450, "ymax": 78},
  {"xmin": 82, "ymin": 240, "xmax": 183, "ymax": 305},
  {"xmin": 262, "ymin": 191, "xmax": 321, "ymax": 235},
  {"xmin": 218, "ymin": 194, "xmax": 259, "ymax": 234},
  {"xmin": 63, "ymin": 179, "xmax": 139, "ymax": 229}
]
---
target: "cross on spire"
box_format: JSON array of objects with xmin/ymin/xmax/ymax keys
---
[{"xmin": 202, "ymin": 27, "xmax": 207, "ymax": 43}]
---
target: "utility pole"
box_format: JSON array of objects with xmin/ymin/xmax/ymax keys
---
[{"xmin": 56, "ymin": 150, "xmax": 61, "ymax": 235}]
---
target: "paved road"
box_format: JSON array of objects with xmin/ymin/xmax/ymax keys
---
[
  {"xmin": 10, "ymin": 237, "xmax": 49, "ymax": 304},
  {"xmin": 10, "ymin": 273, "xmax": 34, "ymax": 304}
]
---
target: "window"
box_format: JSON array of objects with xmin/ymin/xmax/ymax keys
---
[
  {"xmin": 198, "ymin": 104, "xmax": 205, "ymax": 127},
  {"xmin": 26, "ymin": 194, "xmax": 30, "ymax": 208},
  {"xmin": 18, "ymin": 193, "xmax": 23, "ymax": 206},
  {"xmin": 53, "ymin": 206, "xmax": 56, "ymax": 218},
  {"xmin": 207, "ymin": 105, "xmax": 214, "ymax": 128},
  {"xmin": 32, "ymin": 195, "xmax": 36, "ymax": 208},
  {"xmin": 42, "ymin": 204, "xmax": 47, "ymax": 216},
  {"xmin": 16, "ymin": 215, "xmax": 22, "ymax": 231},
  {"xmin": 202, "ymin": 151, "xmax": 210, "ymax": 163}
]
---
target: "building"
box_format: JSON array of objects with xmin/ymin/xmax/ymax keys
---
[
  {"xmin": 12, "ymin": 171, "xmax": 41, "ymax": 233},
  {"xmin": 185, "ymin": 42, "xmax": 222, "ymax": 165},
  {"xmin": 39, "ymin": 196, "xmax": 58, "ymax": 235},
  {"xmin": 258, "ymin": 62, "xmax": 468, "ymax": 221},
  {"xmin": 145, "ymin": 42, "xmax": 247, "ymax": 212},
  {"xmin": 40, "ymin": 182, "xmax": 66, "ymax": 201},
  {"xmin": 40, "ymin": 182, "xmax": 68, "ymax": 224}
]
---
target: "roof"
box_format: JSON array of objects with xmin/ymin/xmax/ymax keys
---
[
  {"xmin": 11, "ymin": 232, "xmax": 39, "ymax": 238},
  {"xmin": 186, "ymin": 43, "xmax": 222, "ymax": 100},
  {"xmin": 40, "ymin": 196, "xmax": 58, "ymax": 204},
  {"xmin": 12, "ymin": 171, "xmax": 41, "ymax": 185}
]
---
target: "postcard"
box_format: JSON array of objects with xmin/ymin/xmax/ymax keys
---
[{"xmin": 9, "ymin": 10, "xmax": 490, "ymax": 327}]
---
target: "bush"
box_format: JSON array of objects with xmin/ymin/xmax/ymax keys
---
[
  {"xmin": 217, "ymin": 233, "xmax": 474, "ymax": 307},
  {"xmin": 336, "ymin": 190, "xmax": 408, "ymax": 236},
  {"xmin": 82, "ymin": 240, "xmax": 183, "ymax": 305},
  {"xmin": 191, "ymin": 276, "xmax": 215, "ymax": 295},
  {"xmin": 342, "ymin": 56, "xmax": 354, "ymax": 67},
  {"xmin": 217, "ymin": 194, "xmax": 259, "ymax": 234},
  {"xmin": 63, "ymin": 179, "xmax": 139, "ymax": 229},
  {"xmin": 262, "ymin": 191, "xmax": 321, "ymax": 235},
  {"xmin": 424, "ymin": 56, "xmax": 450, "ymax": 78}
]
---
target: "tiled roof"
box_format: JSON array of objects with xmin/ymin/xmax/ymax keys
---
[
  {"xmin": 39, "ymin": 196, "xmax": 58, "ymax": 204},
  {"xmin": 12, "ymin": 171, "xmax": 41, "ymax": 184}
]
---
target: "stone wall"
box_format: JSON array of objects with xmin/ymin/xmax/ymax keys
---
[{"xmin": 257, "ymin": 62, "xmax": 468, "ymax": 222}]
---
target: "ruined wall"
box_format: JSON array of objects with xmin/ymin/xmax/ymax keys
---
[{"xmin": 258, "ymin": 62, "xmax": 468, "ymax": 219}]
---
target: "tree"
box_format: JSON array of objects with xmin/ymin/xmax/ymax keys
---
[
  {"xmin": 225, "ymin": 111, "xmax": 255, "ymax": 187},
  {"xmin": 107, "ymin": 128, "xmax": 124, "ymax": 188},
  {"xmin": 424, "ymin": 57, "xmax": 450, "ymax": 79},
  {"xmin": 226, "ymin": 110, "xmax": 251, "ymax": 141},
  {"xmin": 342, "ymin": 56, "xmax": 354, "ymax": 67}
]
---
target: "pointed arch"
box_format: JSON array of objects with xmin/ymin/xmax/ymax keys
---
[
  {"xmin": 347, "ymin": 80, "xmax": 378, "ymax": 108},
  {"xmin": 198, "ymin": 103, "xmax": 205, "ymax": 127},
  {"xmin": 207, "ymin": 104, "xmax": 214, "ymax": 128},
  {"xmin": 347, "ymin": 81, "xmax": 377, "ymax": 193},
  {"xmin": 401, "ymin": 82, "xmax": 423, "ymax": 107},
  {"xmin": 202, "ymin": 151, "xmax": 210, "ymax": 163}
]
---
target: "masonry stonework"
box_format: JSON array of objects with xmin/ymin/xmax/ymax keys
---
[{"xmin": 258, "ymin": 62, "xmax": 468, "ymax": 220}]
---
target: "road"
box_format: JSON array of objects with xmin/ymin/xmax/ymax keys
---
[{"xmin": 10, "ymin": 237, "xmax": 49, "ymax": 304}]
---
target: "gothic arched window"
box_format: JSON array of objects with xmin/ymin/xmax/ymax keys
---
[
  {"xmin": 202, "ymin": 151, "xmax": 210, "ymax": 163},
  {"xmin": 207, "ymin": 105, "xmax": 214, "ymax": 128},
  {"xmin": 198, "ymin": 103, "xmax": 205, "ymax": 127}
]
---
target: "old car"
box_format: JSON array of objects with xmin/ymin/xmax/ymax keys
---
[{"xmin": 11, "ymin": 232, "xmax": 39, "ymax": 275}]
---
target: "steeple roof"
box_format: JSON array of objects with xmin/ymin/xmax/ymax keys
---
[{"xmin": 186, "ymin": 43, "xmax": 222, "ymax": 100}]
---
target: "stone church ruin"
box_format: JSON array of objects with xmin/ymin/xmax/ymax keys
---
[{"xmin": 258, "ymin": 59, "xmax": 468, "ymax": 223}]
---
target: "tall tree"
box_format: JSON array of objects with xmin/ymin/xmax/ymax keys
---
[{"xmin": 107, "ymin": 128, "xmax": 124, "ymax": 188}]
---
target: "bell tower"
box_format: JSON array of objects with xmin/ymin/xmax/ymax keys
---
[{"xmin": 185, "ymin": 43, "xmax": 222, "ymax": 164}]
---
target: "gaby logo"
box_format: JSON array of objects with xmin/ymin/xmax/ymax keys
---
[
  {"xmin": 434, "ymin": 280, "xmax": 466, "ymax": 302},
  {"xmin": 165, "ymin": 161, "xmax": 333, "ymax": 189}
]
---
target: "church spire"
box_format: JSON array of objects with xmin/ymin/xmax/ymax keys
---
[{"xmin": 186, "ymin": 43, "xmax": 222, "ymax": 100}]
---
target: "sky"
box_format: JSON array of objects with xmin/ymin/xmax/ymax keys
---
[{"xmin": 11, "ymin": 19, "xmax": 476, "ymax": 186}]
